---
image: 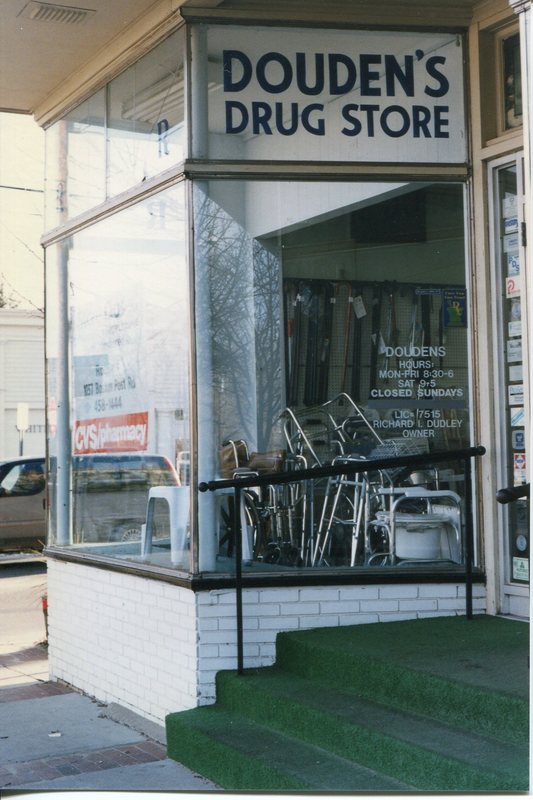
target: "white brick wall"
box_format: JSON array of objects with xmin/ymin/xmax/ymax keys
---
[
  {"xmin": 47, "ymin": 560, "xmax": 199, "ymax": 724},
  {"xmin": 48, "ymin": 559, "xmax": 486, "ymax": 723},
  {"xmin": 195, "ymin": 581, "xmax": 486, "ymax": 706}
]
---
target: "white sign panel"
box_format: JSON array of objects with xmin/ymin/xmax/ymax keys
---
[{"xmin": 206, "ymin": 26, "xmax": 466, "ymax": 163}]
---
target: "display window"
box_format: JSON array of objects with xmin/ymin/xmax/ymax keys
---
[
  {"xmin": 194, "ymin": 178, "xmax": 473, "ymax": 574},
  {"xmin": 46, "ymin": 183, "xmax": 191, "ymax": 570},
  {"xmin": 43, "ymin": 21, "xmax": 481, "ymax": 581},
  {"xmin": 45, "ymin": 28, "xmax": 186, "ymax": 229}
]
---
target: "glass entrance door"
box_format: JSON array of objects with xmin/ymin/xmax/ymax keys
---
[{"xmin": 490, "ymin": 155, "xmax": 529, "ymax": 615}]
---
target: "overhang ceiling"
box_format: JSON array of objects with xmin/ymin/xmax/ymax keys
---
[
  {"xmin": 0, "ymin": 0, "xmax": 174, "ymax": 115},
  {"xmin": 0, "ymin": 0, "xmax": 480, "ymax": 120}
]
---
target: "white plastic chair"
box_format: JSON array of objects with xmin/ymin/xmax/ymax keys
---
[{"xmin": 142, "ymin": 486, "xmax": 189, "ymax": 565}]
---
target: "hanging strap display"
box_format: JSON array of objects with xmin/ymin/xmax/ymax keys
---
[
  {"xmin": 341, "ymin": 282, "xmax": 353, "ymax": 394},
  {"xmin": 369, "ymin": 284, "xmax": 382, "ymax": 391},
  {"xmin": 350, "ymin": 283, "xmax": 364, "ymax": 402},
  {"xmin": 438, "ymin": 292, "xmax": 445, "ymax": 368},
  {"xmin": 287, "ymin": 282, "xmax": 303, "ymax": 406},
  {"xmin": 316, "ymin": 282, "xmax": 335, "ymax": 403},
  {"xmin": 421, "ymin": 293, "xmax": 432, "ymax": 347}
]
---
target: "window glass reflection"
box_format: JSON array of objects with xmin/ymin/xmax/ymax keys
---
[
  {"xmin": 46, "ymin": 184, "xmax": 191, "ymax": 570},
  {"xmin": 45, "ymin": 89, "xmax": 106, "ymax": 228},
  {"xmin": 195, "ymin": 179, "xmax": 471, "ymax": 574},
  {"xmin": 107, "ymin": 30, "xmax": 186, "ymax": 196}
]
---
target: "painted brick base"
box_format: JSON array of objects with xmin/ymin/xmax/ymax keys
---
[{"xmin": 47, "ymin": 559, "xmax": 486, "ymax": 723}]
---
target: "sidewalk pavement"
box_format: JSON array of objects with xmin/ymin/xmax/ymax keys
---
[{"xmin": 0, "ymin": 643, "xmax": 219, "ymax": 792}]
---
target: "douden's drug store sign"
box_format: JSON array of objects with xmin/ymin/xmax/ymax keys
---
[{"xmin": 206, "ymin": 26, "xmax": 466, "ymax": 163}]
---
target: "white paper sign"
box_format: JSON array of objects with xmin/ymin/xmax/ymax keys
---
[
  {"xmin": 510, "ymin": 407, "xmax": 525, "ymax": 426},
  {"xmin": 506, "ymin": 276, "xmax": 521, "ymax": 298},
  {"xmin": 513, "ymin": 557, "xmax": 529, "ymax": 581},
  {"xmin": 504, "ymin": 233, "xmax": 519, "ymax": 254},
  {"xmin": 508, "ymin": 384, "xmax": 524, "ymax": 405},
  {"xmin": 507, "ymin": 338, "xmax": 522, "ymax": 362},
  {"xmin": 503, "ymin": 195, "xmax": 517, "ymax": 217},
  {"xmin": 507, "ymin": 253, "xmax": 520, "ymax": 275}
]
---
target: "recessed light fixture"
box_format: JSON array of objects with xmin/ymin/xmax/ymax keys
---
[{"xmin": 17, "ymin": 1, "xmax": 96, "ymax": 25}]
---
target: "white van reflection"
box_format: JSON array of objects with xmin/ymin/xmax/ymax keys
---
[
  {"xmin": 0, "ymin": 454, "xmax": 180, "ymax": 551},
  {"xmin": 0, "ymin": 458, "xmax": 46, "ymax": 551}
]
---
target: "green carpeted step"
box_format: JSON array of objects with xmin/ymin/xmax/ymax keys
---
[
  {"xmin": 213, "ymin": 668, "xmax": 528, "ymax": 792},
  {"xmin": 275, "ymin": 616, "xmax": 528, "ymax": 744},
  {"xmin": 166, "ymin": 705, "xmax": 414, "ymax": 792}
]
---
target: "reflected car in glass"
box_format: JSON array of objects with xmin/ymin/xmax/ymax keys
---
[
  {"xmin": 71, "ymin": 453, "xmax": 180, "ymax": 544},
  {"xmin": 0, "ymin": 457, "xmax": 46, "ymax": 551},
  {"xmin": 0, "ymin": 454, "xmax": 180, "ymax": 551}
]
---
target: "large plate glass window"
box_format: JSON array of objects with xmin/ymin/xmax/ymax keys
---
[
  {"xmin": 194, "ymin": 178, "xmax": 472, "ymax": 575},
  {"xmin": 46, "ymin": 184, "xmax": 191, "ymax": 570}
]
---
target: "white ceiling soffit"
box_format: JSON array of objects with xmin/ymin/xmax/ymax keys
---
[{"xmin": 0, "ymin": 0, "xmax": 171, "ymax": 117}]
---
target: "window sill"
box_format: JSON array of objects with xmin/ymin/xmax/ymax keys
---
[{"xmin": 45, "ymin": 545, "xmax": 485, "ymax": 591}]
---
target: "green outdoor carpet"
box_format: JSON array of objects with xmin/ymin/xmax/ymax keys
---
[{"xmin": 167, "ymin": 614, "xmax": 529, "ymax": 793}]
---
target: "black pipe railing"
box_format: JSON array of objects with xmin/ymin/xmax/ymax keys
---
[
  {"xmin": 199, "ymin": 445, "xmax": 486, "ymax": 675},
  {"xmin": 496, "ymin": 483, "xmax": 530, "ymax": 504}
]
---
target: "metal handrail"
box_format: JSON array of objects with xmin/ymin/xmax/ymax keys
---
[
  {"xmin": 496, "ymin": 483, "xmax": 530, "ymax": 504},
  {"xmin": 199, "ymin": 444, "xmax": 486, "ymax": 674}
]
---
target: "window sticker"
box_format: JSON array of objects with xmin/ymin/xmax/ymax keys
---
[
  {"xmin": 513, "ymin": 452, "xmax": 526, "ymax": 481},
  {"xmin": 512, "ymin": 430, "xmax": 525, "ymax": 450},
  {"xmin": 443, "ymin": 288, "xmax": 467, "ymax": 327},
  {"xmin": 504, "ymin": 216, "xmax": 519, "ymax": 234},
  {"xmin": 506, "ymin": 276, "xmax": 521, "ymax": 298},
  {"xmin": 503, "ymin": 195, "xmax": 517, "ymax": 217},
  {"xmin": 513, "ymin": 557, "xmax": 529, "ymax": 582},
  {"xmin": 507, "ymin": 253, "xmax": 520, "ymax": 275},
  {"xmin": 507, "ymin": 338, "xmax": 522, "ymax": 362},
  {"xmin": 508, "ymin": 384, "xmax": 524, "ymax": 405},
  {"xmin": 503, "ymin": 233, "xmax": 519, "ymax": 253},
  {"xmin": 510, "ymin": 406, "xmax": 525, "ymax": 427}
]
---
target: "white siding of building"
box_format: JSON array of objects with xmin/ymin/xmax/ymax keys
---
[{"xmin": 0, "ymin": 309, "xmax": 45, "ymax": 457}]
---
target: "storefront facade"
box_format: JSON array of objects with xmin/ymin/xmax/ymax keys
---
[{"xmin": 37, "ymin": 0, "xmax": 530, "ymax": 723}]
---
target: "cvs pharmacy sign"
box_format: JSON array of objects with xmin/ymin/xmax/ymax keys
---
[{"xmin": 74, "ymin": 412, "xmax": 149, "ymax": 454}]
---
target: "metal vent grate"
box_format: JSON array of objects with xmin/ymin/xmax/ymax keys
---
[{"xmin": 18, "ymin": 1, "xmax": 96, "ymax": 24}]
